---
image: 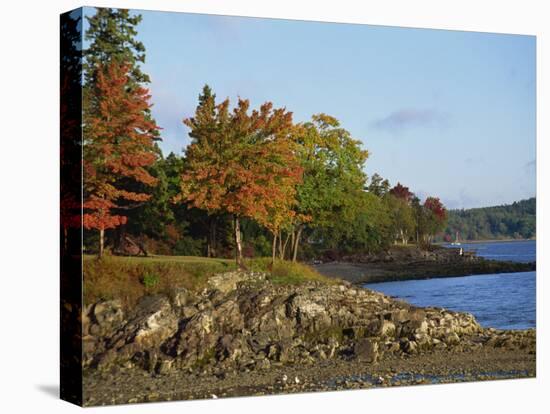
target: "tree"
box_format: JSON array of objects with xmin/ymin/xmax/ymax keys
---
[
  {"xmin": 385, "ymin": 194, "xmax": 415, "ymax": 245},
  {"xmin": 60, "ymin": 11, "xmax": 83, "ymax": 254},
  {"xmin": 366, "ymin": 173, "xmax": 390, "ymax": 197},
  {"xmin": 423, "ymin": 196, "xmax": 448, "ymax": 244},
  {"xmin": 411, "ymin": 195, "xmax": 425, "ymax": 244},
  {"xmin": 180, "ymin": 88, "xmax": 302, "ymax": 267},
  {"xmin": 389, "ymin": 182, "xmax": 413, "ymax": 203},
  {"xmin": 291, "ymin": 114, "xmax": 369, "ymax": 260},
  {"xmin": 443, "ymin": 198, "xmax": 535, "ymax": 241},
  {"xmin": 83, "ymin": 60, "xmax": 160, "ymax": 256},
  {"xmin": 85, "ymin": 8, "xmax": 149, "ymax": 86}
]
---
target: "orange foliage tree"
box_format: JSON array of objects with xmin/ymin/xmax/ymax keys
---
[
  {"xmin": 180, "ymin": 86, "xmax": 303, "ymax": 267},
  {"xmin": 83, "ymin": 60, "xmax": 160, "ymax": 256}
]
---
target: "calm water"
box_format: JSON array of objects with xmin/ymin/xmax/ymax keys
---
[
  {"xmin": 364, "ymin": 240, "xmax": 536, "ymax": 330},
  {"xmin": 456, "ymin": 239, "xmax": 535, "ymax": 263}
]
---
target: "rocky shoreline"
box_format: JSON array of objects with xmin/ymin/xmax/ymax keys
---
[
  {"xmin": 313, "ymin": 245, "xmax": 535, "ymax": 284},
  {"xmin": 82, "ymin": 271, "xmax": 536, "ymax": 406}
]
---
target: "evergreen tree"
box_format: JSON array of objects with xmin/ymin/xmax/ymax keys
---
[{"xmin": 84, "ymin": 8, "xmax": 149, "ymax": 86}]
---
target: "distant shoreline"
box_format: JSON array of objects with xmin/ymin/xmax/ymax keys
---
[
  {"xmin": 437, "ymin": 238, "xmax": 535, "ymax": 245},
  {"xmin": 313, "ymin": 244, "xmax": 535, "ymax": 285}
]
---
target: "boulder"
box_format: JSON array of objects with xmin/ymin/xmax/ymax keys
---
[
  {"xmin": 354, "ymin": 338, "xmax": 379, "ymax": 362},
  {"xmin": 93, "ymin": 300, "xmax": 124, "ymax": 328}
]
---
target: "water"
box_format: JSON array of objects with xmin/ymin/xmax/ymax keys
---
[
  {"xmin": 451, "ymin": 239, "xmax": 535, "ymax": 263},
  {"xmin": 364, "ymin": 240, "xmax": 536, "ymax": 330}
]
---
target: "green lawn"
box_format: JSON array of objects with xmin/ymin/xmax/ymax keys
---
[{"xmin": 83, "ymin": 254, "xmax": 333, "ymax": 308}]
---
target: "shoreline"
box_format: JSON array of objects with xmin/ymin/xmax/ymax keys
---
[
  {"xmin": 84, "ymin": 347, "xmax": 535, "ymax": 405},
  {"xmin": 81, "ymin": 270, "xmax": 536, "ymax": 405},
  {"xmin": 312, "ymin": 243, "xmax": 535, "ymax": 285},
  {"xmin": 436, "ymin": 238, "xmax": 535, "ymax": 245},
  {"xmin": 313, "ymin": 259, "xmax": 535, "ymax": 285}
]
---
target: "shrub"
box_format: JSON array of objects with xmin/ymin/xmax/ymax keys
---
[{"xmin": 141, "ymin": 272, "xmax": 160, "ymax": 289}]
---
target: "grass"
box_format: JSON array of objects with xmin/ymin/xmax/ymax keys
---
[
  {"xmin": 83, "ymin": 255, "xmax": 333, "ymax": 308},
  {"xmin": 248, "ymin": 258, "xmax": 335, "ymax": 285},
  {"xmin": 83, "ymin": 255, "xmax": 236, "ymax": 308}
]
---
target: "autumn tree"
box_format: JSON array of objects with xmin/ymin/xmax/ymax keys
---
[
  {"xmin": 180, "ymin": 87, "xmax": 302, "ymax": 267},
  {"xmin": 83, "ymin": 60, "xmax": 160, "ymax": 256},
  {"xmin": 389, "ymin": 182, "xmax": 413, "ymax": 203},
  {"xmin": 423, "ymin": 196, "xmax": 448, "ymax": 244}
]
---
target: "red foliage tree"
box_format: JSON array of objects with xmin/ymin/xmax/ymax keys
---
[
  {"xmin": 181, "ymin": 91, "xmax": 302, "ymax": 267},
  {"xmin": 83, "ymin": 60, "xmax": 160, "ymax": 256},
  {"xmin": 424, "ymin": 196, "xmax": 447, "ymax": 222},
  {"xmin": 423, "ymin": 196, "xmax": 448, "ymax": 242},
  {"xmin": 389, "ymin": 182, "xmax": 413, "ymax": 203}
]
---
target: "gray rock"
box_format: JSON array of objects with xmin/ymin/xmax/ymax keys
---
[{"xmin": 354, "ymin": 338, "xmax": 379, "ymax": 362}]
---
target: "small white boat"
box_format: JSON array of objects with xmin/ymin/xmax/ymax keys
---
[{"xmin": 450, "ymin": 231, "xmax": 461, "ymax": 246}]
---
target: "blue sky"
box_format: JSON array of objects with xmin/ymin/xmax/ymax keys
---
[{"xmin": 83, "ymin": 8, "xmax": 536, "ymax": 209}]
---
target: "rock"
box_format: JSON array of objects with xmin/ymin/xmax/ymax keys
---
[
  {"xmin": 400, "ymin": 338, "xmax": 418, "ymax": 354},
  {"xmin": 171, "ymin": 288, "xmax": 190, "ymax": 307},
  {"xmin": 82, "ymin": 269, "xmax": 519, "ymax": 379},
  {"xmin": 386, "ymin": 341, "xmax": 401, "ymax": 353},
  {"xmin": 444, "ymin": 332, "xmax": 461, "ymax": 346},
  {"xmin": 93, "ymin": 300, "xmax": 124, "ymax": 328},
  {"xmin": 256, "ymin": 358, "xmax": 271, "ymax": 370},
  {"xmin": 130, "ymin": 296, "xmax": 178, "ymax": 349},
  {"xmin": 181, "ymin": 305, "xmax": 198, "ymax": 319},
  {"xmin": 216, "ymin": 334, "xmax": 246, "ymax": 362},
  {"xmin": 208, "ymin": 271, "xmax": 266, "ymax": 293},
  {"xmin": 379, "ymin": 320, "xmax": 396, "ymax": 338},
  {"xmin": 354, "ymin": 338, "xmax": 379, "ymax": 362},
  {"xmin": 156, "ymin": 359, "xmax": 173, "ymax": 375}
]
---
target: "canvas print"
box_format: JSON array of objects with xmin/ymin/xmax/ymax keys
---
[{"xmin": 60, "ymin": 6, "xmax": 536, "ymax": 406}]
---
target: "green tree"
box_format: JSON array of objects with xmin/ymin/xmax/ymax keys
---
[
  {"xmin": 290, "ymin": 114, "xmax": 369, "ymax": 260},
  {"xmin": 84, "ymin": 8, "xmax": 149, "ymax": 86},
  {"xmin": 385, "ymin": 194, "xmax": 415, "ymax": 245},
  {"xmin": 367, "ymin": 173, "xmax": 390, "ymax": 197}
]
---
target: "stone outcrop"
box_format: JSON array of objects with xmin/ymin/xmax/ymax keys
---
[{"xmin": 82, "ymin": 271, "xmax": 536, "ymax": 375}]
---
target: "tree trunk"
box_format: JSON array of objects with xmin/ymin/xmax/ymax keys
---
[
  {"xmin": 234, "ymin": 216, "xmax": 243, "ymax": 268},
  {"xmin": 278, "ymin": 230, "xmax": 283, "ymax": 260},
  {"xmin": 272, "ymin": 232, "xmax": 277, "ymax": 264},
  {"xmin": 281, "ymin": 232, "xmax": 291, "ymax": 260},
  {"xmin": 99, "ymin": 228, "xmax": 105, "ymax": 258},
  {"xmin": 207, "ymin": 216, "xmax": 218, "ymax": 258},
  {"xmin": 292, "ymin": 226, "xmax": 303, "ymax": 262}
]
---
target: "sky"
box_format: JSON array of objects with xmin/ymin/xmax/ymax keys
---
[{"xmin": 83, "ymin": 8, "xmax": 536, "ymax": 210}]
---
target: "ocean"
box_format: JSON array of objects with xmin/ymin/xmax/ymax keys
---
[{"xmin": 364, "ymin": 240, "xmax": 536, "ymax": 330}]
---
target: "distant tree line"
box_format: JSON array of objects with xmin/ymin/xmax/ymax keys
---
[
  {"xmin": 67, "ymin": 8, "xmax": 449, "ymax": 264},
  {"xmin": 441, "ymin": 197, "xmax": 535, "ymax": 241}
]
